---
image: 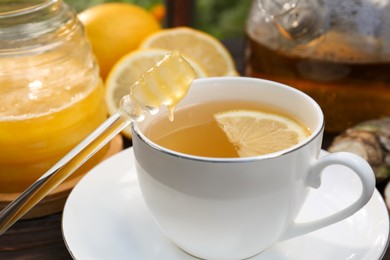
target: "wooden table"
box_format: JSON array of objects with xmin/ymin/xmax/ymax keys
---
[{"xmin": 1, "ymin": 39, "xmax": 389, "ymax": 260}]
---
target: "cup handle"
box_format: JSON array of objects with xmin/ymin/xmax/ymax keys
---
[{"xmin": 280, "ymin": 152, "xmax": 375, "ymax": 241}]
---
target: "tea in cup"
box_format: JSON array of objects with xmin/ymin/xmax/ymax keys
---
[{"xmin": 132, "ymin": 77, "xmax": 375, "ymax": 260}]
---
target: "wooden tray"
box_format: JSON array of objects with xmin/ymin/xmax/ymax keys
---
[{"xmin": 0, "ymin": 135, "xmax": 123, "ymax": 219}]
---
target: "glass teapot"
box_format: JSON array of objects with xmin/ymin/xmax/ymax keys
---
[
  {"xmin": 245, "ymin": 0, "xmax": 390, "ymax": 133},
  {"xmin": 0, "ymin": 0, "xmax": 107, "ymax": 193}
]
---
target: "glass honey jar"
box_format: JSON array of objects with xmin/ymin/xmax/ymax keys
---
[{"xmin": 0, "ymin": 0, "xmax": 107, "ymax": 193}]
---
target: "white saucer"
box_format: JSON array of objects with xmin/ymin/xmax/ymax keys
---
[{"xmin": 62, "ymin": 148, "xmax": 389, "ymax": 260}]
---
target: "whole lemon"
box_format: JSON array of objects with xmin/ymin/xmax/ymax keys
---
[{"xmin": 78, "ymin": 3, "xmax": 161, "ymax": 79}]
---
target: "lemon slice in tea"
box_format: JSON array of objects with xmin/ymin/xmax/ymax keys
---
[{"xmin": 214, "ymin": 110, "xmax": 310, "ymax": 157}]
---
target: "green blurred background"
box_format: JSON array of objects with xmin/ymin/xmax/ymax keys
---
[{"xmin": 65, "ymin": 0, "xmax": 252, "ymax": 40}]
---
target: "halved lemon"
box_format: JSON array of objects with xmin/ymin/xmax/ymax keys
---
[
  {"xmin": 140, "ymin": 27, "xmax": 238, "ymax": 76},
  {"xmin": 105, "ymin": 49, "xmax": 204, "ymax": 138},
  {"xmin": 214, "ymin": 110, "xmax": 310, "ymax": 157},
  {"xmin": 78, "ymin": 3, "xmax": 161, "ymax": 79}
]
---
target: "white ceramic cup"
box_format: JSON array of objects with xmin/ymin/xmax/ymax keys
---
[{"xmin": 132, "ymin": 77, "xmax": 375, "ymax": 260}]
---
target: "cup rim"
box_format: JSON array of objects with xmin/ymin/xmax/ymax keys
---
[{"xmin": 132, "ymin": 77, "xmax": 325, "ymax": 163}]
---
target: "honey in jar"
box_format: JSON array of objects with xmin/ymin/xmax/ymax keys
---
[{"xmin": 0, "ymin": 0, "xmax": 107, "ymax": 192}]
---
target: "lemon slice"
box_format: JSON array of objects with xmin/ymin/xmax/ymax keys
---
[
  {"xmin": 140, "ymin": 27, "xmax": 238, "ymax": 76},
  {"xmin": 105, "ymin": 49, "xmax": 204, "ymax": 138},
  {"xmin": 214, "ymin": 110, "xmax": 310, "ymax": 157}
]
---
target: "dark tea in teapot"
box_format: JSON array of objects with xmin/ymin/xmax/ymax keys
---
[{"xmin": 245, "ymin": 0, "xmax": 390, "ymax": 133}]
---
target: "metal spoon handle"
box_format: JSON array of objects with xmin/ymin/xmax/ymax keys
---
[{"xmin": 0, "ymin": 111, "xmax": 131, "ymax": 236}]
